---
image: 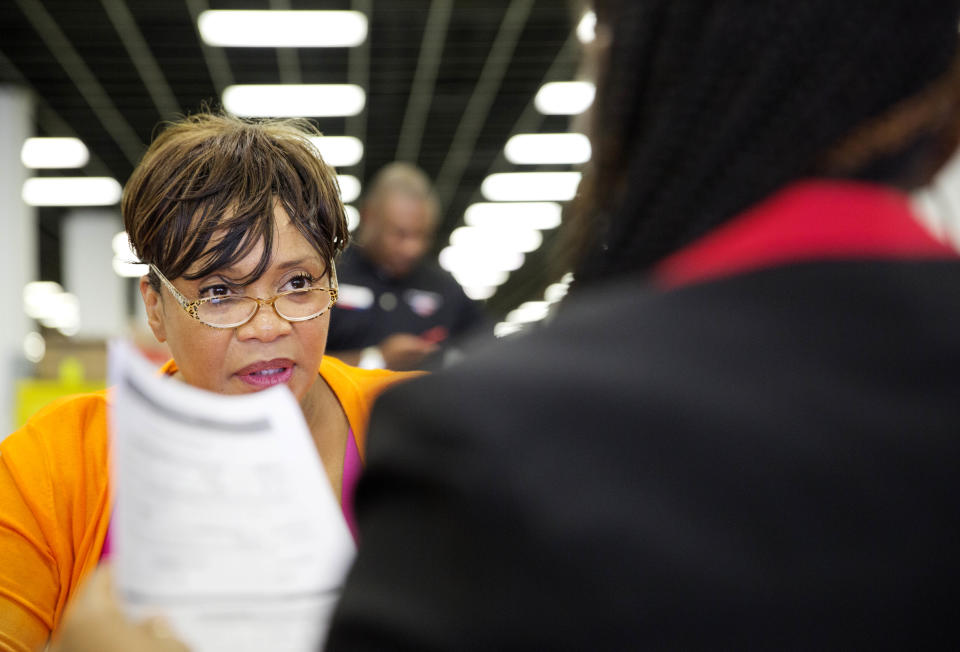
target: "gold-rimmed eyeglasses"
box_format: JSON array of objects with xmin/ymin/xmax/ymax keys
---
[{"xmin": 149, "ymin": 263, "xmax": 338, "ymax": 329}]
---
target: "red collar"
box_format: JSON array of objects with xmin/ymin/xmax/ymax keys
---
[{"xmin": 653, "ymin": 181, "xmax": 957, "ymax": 289}]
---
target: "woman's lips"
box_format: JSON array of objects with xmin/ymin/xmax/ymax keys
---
[{"xmin": 235, "ymin": 358, "xmax": 295, "ymax": 388}]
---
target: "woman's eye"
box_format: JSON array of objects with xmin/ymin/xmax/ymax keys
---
[
  {"xmin": 199, "ymin": 284, "xmax": 236, "ymax": 299},
  {"xmin": 284, "ymin": 274, "xmax": 315, "ymax": 291}
]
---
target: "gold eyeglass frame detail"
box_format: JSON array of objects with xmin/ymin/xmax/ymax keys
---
[{"xmin": 149, "ymin": 262, "xmax": 339, "ymax": 329}]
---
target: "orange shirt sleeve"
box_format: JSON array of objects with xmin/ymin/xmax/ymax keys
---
[{"xmin": 0, "ymin": 393, "xmax": 111, "ymax": 652}]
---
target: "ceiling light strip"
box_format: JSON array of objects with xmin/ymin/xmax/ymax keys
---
[
  {"xmin": 464, "ymin": 202, "xmax": 563, "ymax": 230},
  {"xmin": 185, "ymin": 0, "xmax": 235, "ymax": 93},
  {"xmin": 310, "ymin": 136, "xmax": 364, "ymax": 167},
  {"xmin": 22, "ymin": 177, "xmax": 122, "ymax": 206},
  {"xmin": 481, "ymin": 172, "xmax": 582, "ymax": 202},
  {"xmin": 101, "ymin": 0, "xmax": 182, "ymax": 117},
  {"xmin": 534, "ymin": 81, "xmax": 596, "ymax": 115},
  {"xmin": 222, "ymin": 84, "xmax": 367, "ymax": 118},
  {"xmin": 21, "ymin": 138, "xmax": 89, "ymax": 169},
  {"xmin": 504, "ymin": 133, "xmax": 591, "ymax": 165},
  {"xmin": 198, "ymin": 10, "xmax": 368, "ymax": 48},
  {"xmin": 394, "ymin": 0, "xmax": 454, "ymax": 162}
]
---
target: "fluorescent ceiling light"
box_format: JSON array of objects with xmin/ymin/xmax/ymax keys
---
[
  {"xmin": 544, "ymin": 282, "xmax": 570, "ymax": 303},
  {"xmin": 481, "ymin": 172, "xmax": 582, "ymax": 202},
  {"xmin": 22, "ymin": 177, "xmax": 122, "ymax": 206},
  {"xmin": 465, "ymin": 202, "xmax": 562, "ymax": 231},
  {"xmin": 223, "ymin": 84, "xmax": 366, "ymax": 118},
  {"xmin": 577, "ymin": 11, "xmax": 596, "ymax": 44},
  {"xmin": 505, "ymin": 301, "xmax": 551, "ymax": 324},
  {"xmin": 112, "ymin": 231, "xmax": 135, "ymax": 258},
  {"xmin": 494, "ymin": 321, "xmax": 525, "ymax": 338},
  {"xmin": 21, "ymin": 137, "xmax": 89, "ymax": 169},
  {"xmin": 338, "ymin": 175, "xmax": 361, "ymax": 203},
  {"xmin": 310, "ymin": 136, "xmax": 364, "ymax": 167},
  {"xmin": 535, "ymin": 81, "xmax": 595, "ymax": 115},
  {"xmin": 450, "ymin": 225, "xmax": 543, "ymax": 254},
  {"xmin": 504, "ymin": 133, "xmax": 591, "ymax": 165},
  {"xmin": 22, "ymin": 281, "xmax": 80, "ymax": 334},
  {"xmin": 344, "ymin": 205, "xmax": 360, "ymax": 231},
  {"xmin": 198, "ymin": 10, "xmax": 367, "ymax": 47},
  {"xmin": 451, "ymin": 267, "xmax": 510, "ymax": 288},
  {"xmin": 439, "ymin": 246, "xmax": 525, "ymax": 273},
  {"xmin": 23, "ymin": 281, "xmax": 64, "ymax": 318},
  {"xmin": 462, "ymin": 286, "xmax": 497, "ymax": 301},
  {"xmin": 37, "ymin": 293, "xmax": 80, "ymax": 333},
  {"xmin": 23, "ymin": 331, "xmax": 46, "ymax": 363},
  {"xmin": 113, "ymin": 259, "xmax": 149, "ymax": 278},
  {"xmin": 111, "ymin": 231, "xmax": 147, "ymax": 277}
]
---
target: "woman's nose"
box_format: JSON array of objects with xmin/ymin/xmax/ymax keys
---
[{"xmin": 235, "ymin": 300, "xmax": 292, "ymax": 342}]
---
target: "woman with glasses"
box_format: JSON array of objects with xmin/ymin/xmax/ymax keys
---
[{"xmin": 0, "ymin": 113, "xmax": 417, "ymax": 652}]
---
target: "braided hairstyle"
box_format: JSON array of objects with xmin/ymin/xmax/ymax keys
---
[{"xmin": 568, "ymin": 0, "xmax": 960, "ymax": 285}]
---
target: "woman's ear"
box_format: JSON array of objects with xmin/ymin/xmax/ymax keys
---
[{"xmin": 139, "ymin": 276, "xmax": 167, "ymax": 343}]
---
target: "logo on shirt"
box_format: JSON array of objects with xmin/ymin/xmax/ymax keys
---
[
  {"xmin": 404, "ymin": 289, "xmax": 443, "ymax": 317},
  {"xmin": 336, "ymin": 284, "xmax": 375, "ymax": 310}
]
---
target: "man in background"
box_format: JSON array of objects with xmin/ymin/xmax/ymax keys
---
[{"xmin": 326, "ymin": 163, "xmax": 484, "ymax": 370}]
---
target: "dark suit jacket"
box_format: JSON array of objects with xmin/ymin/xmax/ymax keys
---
[{"xmin": 326, "ymin": 183, "xmax": 960, "ymax": 650}]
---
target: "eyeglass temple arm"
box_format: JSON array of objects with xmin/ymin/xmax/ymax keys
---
[{"xmin": 151, "ymin": 264, "xmax": 193, "ymax": 310}]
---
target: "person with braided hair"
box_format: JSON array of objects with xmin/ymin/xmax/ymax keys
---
[
  {"xmin": 53, "ymin": 1, "xmax": 960, "ymax": 650},
  {"xmin": 323, "ymin": 1, "xmax": 960, "ymax": 649}
]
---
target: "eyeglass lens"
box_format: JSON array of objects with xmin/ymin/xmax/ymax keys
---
[{"xmin": 196, "ymin": 290, "xmax": 331, "ymax": 326}]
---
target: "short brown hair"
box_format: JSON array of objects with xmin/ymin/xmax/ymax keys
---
[{"xmin": 123, "ymin": 112, "xmax": 348, "ymax": 289}]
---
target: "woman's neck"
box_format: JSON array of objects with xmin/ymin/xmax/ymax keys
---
[{"xmin": 300, "ymin": 375, "xmax": 350, "ymax": 502}]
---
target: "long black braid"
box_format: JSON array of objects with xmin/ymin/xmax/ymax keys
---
[{"xmin": 569, "ymin": 0, "xmax": 960, "ymax": 285}]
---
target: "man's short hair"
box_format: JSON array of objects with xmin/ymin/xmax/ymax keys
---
[{"xmin": 363, "ymin": 162, "xmax": 440, "ymax": 220}]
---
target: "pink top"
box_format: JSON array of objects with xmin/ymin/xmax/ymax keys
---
[
  {"xmin": 101, "ymin": 429, "xmax": 363, "ymax": 560},
  {"xmin": 340, "ymin": 429, "xmax": 362, "ymax": 540}
]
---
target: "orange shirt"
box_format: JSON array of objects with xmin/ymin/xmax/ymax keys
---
[{"xmin": 0, "ymin": 357, "xmax": 414, "ymax": 652}]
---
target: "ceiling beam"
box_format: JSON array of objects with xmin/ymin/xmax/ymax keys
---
[
  {"xmin": 394, "ymin": 0, "xmax": 453, "ymax": 164},
  {"xmin": 476, "ymin": 34, "xmax": 581, "ymax": 313},
  {"xmin": 347, "ymin": 0, "xmax": 372, "ymax": 182},
  {"xmin": 14, "ymin": 0, "xmax": 146, "ymax": 166},
  {"xmin": 100, "ymin": 0, "xmax": 183, "ymax": 120},
  {"xmin": 184, "ymin": 0, "xmax": 234, "ymax": 96},
  {"xmin": 0, "ymin": 50, "xmax": 112, "ymax": 177},
  {"xmin": 482, "ymin": 34, "xmax": 578, "ymax": 185},
  {"xmin": 269, "ymin": 0, "xmax": 302, "ymax": 84},
  {"xmin": 433, "ymin": 0, "xmax": 535, "ymax": 212}
]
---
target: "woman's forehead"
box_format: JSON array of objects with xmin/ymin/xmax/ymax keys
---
[{"xmin": 185, "ymin": 215, "xmax": 325, "ymax": 280}]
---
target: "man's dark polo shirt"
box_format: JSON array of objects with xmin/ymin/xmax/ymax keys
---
[{"xmin": 327, "ymin": 246, "xmax": 484, "ymax": 352}]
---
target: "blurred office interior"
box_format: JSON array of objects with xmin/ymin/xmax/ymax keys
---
[{"xmin": 2, "ymin": 0, "xmax": 960, "ymax": 434}]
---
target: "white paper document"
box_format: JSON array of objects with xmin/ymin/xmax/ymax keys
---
[{"xmin": 108, "ymin": 340, "xmax": 356, "ymax": 652}]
